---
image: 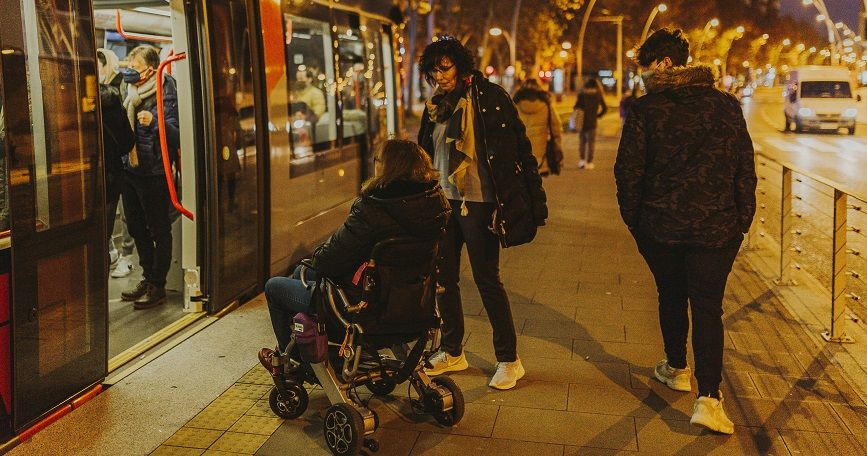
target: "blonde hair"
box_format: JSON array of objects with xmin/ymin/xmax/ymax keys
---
[{"xmin": 361, "ymin": 139, "xmax": 438, "ymax": 196}]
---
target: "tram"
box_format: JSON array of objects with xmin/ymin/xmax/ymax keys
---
[{"xmin": 0, "ymin": 0, "xmax": 403, "ymax": 444}]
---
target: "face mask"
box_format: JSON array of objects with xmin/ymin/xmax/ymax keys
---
[{"xmin": 121, "ymin": 68, "xmax": 142, "ymax": 84}]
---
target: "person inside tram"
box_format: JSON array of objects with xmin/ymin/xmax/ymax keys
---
[
  {"xmin": 290, "ymin": 69, "xmax": 326, "ymax": 119},
  {"xmin": 118, "ymin": 45, "xmax": 181, "ymax": 310},
  {"xmin": 97, "ymin": 48, "xmax": 136, "ymax": 272},
  {"xmin": 258, "ymin": 139, "xmax": 450, "ymax": 369},
  {"xmin": 289, "ymin": 102, "xmax": 314, "ymax": 158}
]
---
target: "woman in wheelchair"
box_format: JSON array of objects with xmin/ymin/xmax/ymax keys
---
[{"xmin": 257, "ymin": 139, "xmax": 461, "ymax": 456}]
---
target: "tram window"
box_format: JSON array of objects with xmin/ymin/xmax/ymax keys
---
[
  {"xmin": 337, "ymin": 27, "xmax": 368, "ymax": 139},
  {"xmin": 362, "ymin": 23, "xmax": 387, "ymax": 143},
  {"xmin": 283, "ymin": 14, "xmax": 336, "ymax": 160}
]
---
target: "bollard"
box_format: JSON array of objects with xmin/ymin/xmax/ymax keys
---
[
  {"xmin": 822, "ymin": 190, "xmax": 854, "ymax": 343},
  {"xmin": 775, "ymin": 167, "xmax": 797, "ymax": 286}
]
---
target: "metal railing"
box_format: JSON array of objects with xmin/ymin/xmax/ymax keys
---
[{"xmin": 748, "ymin": 150, "xmax": 866, "ymax": 343}]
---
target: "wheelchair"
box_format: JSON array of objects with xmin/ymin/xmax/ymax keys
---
[{"xmin": 262, "ymin": 237, "xmax": 464, "ymax": 456}]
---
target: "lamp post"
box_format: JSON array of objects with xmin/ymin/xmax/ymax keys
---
[
  {"xmin": 803, "ymin": 0, "xmax": 844, "ymax": 65},
  {"xmin": 489, "ymin": 27, "xmax": 516, "ymax": 71},
  {"xmin": 640, "ymin": 3, "xmax": 668, "ymax": 44},
  {"xmin": 575, "ymin": 0, "xmax": 598, "ymax": 86},
  {"xmin": 720, "ymin": 25, "xmax": 745, "ymax": 82},
  {"xmin": 695, "ymin": 18, "xmax": 720, "ymax": 62}
]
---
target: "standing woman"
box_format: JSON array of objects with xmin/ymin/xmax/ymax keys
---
[
  {"xmin": 514, "ymin": 79, "xmax": 562, "ymax": 176},
  {"xmin": 574, "ymin": 78, "xmax": 607, "ymax": 169},
  {"xmin": 417, "ymin": 36, "xmax": 547, "ymax": 390}
]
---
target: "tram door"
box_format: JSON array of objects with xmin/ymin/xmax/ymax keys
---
[{"xmin": 0, "ymin": 0, "xmax": 107, "ymax": 429}]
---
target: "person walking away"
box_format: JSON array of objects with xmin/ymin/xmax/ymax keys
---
[
  {"xmin": 514, "ymin": 79, "xmax": 562, "ymax": 177},
  {"xmin": 614, "ymin": 28, "xmax": 756, "ymax": 434},
  {"xmin": 97, "ymin": 48, "xmax": 135, "ymax": 272},
  {"xmin": 118, "ymin": 45, "xmax": 181, "ymax": 309},
  {"xmin": 574, "ymin": 78, "xmax": 607, "ymax": 169},
  {"xmin": 417, "ymin": 37, "xmax": 547, "ymax": 390}
]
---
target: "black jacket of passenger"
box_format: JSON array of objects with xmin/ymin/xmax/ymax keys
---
[
  {"xmin": 122, "ymin": 75, "xmax": 181, "ymax": 177},
  {"xmin": 418, "ymin": 71, "xmax": 548, "ymax": 247},
  {"xmin": 614, "ymin": 65, "xmax": 757, "ymax": 248},
  {"xmin": 312, "ymin": 180, "xmax": 451, "ymax": 292},
  {"xmin": 100, "ymin": 73, "xmax": 134, "ymax": 175}
]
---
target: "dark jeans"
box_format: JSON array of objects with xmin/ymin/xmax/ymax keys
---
[
  {"xmin": 635, "ymin": 233, "xmax": 740, "ymax": 397},
  {"xmin": 105, "ymin": 171, "xmax": 123, "ymax": 244},
  {"xmin": 265, "ymin": 266, "xmax": 315, "ymax": 351},
  {"xmin": 438, "ymin": 200, "xmax": 517, "ymax": 362},
  {"xmin": 123, "ymin": 172, "xmax": 173, "ymax": 288},
  {"xmin": 580, "ymin": 128, "xmax": 597, "ymax": 163}
]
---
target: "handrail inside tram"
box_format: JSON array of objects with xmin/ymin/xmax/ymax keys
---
[
  {"xmin": 115, "ymin": 8, "xmax": 173, "ymax": 44},
  {"xmin": 156, "ymin": 52, "xmax": 194, "ymax": 221}
]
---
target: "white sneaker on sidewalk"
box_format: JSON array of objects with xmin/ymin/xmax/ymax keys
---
[
  {"xmin": 690, "ymin": 393, "xmax": 734, "ymax": 434},
  {"xmin": 488, "ymin": 358, "xmax": 525, "ymax": 390},
  {"xmin": 578, "ymin": 159, "xmax": 586, "ymax": 169},
  {"xmin": 585, "ymin": 162, "xmax": 596, "ymax": 170},
  {"xmin": 654, "ymin": 359, "xmax": 693, "ymax": 392},
  {"xmin": 424, "ymin": 350, "xmax": 468, "ymax": 376},
  {"xmin": 111, "ymin": 255, "xmax": 135, "ymax": 278}
]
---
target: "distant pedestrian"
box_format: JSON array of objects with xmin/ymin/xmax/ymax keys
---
[
  {"xmin": 615, "ymin": 28, "xmax": 757, "ymax": 435},
  {"xmin": 514, "ymin": 79, "xmax": 563, "ymax": 176},
  {"xmin": 574, "ymin": 78, "xmax": 607, "ymax": 169},
  {"xmin": 417, "ymin": 36, "xmax": 547, "ymax": 390}
]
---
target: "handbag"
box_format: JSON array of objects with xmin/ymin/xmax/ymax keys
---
[{"xmin": 545, "ymin": 104, "xmax": 564, "ymax": 175}]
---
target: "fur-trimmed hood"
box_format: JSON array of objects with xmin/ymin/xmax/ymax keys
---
[{"xmin": 644, "ymin": 64, "xmax": 715, "ymax": 94}]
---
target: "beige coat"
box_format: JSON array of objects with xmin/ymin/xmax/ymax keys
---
[{"xmin": 516, "ymin": 98, "xmax": 562, "ymax": 175}]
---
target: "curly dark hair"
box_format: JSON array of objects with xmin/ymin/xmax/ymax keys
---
[
  {"xmin": 418, "ymin": 36, "xmax": 475, "ymax": 86},
  {"xmin": 636, "ymin": 28, "xmax": 690, "ymax": 67}
]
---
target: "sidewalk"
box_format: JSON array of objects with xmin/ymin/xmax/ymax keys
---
[{"xmin": 13, "ymin": 115, "xmax": 866, "ymax": 456}]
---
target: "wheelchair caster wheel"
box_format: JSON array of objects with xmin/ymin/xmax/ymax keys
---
[
  {"xmin": 269, "ymin": 383, "xmax": 308, "ymax": 419},
  {"xmin": 430, "ymin": 376, "xmax": 464, "ymax": 427},
  {"xmin": 365, "ymin": 378, "xmax": 396, "ymax": 396},
  {"xmin": 324, "ymin": 403, "xmax": 364, "ymax": 456},
  {"xmin": 364, "ymin": 437, "xmax": 379, "ymax": 452}
]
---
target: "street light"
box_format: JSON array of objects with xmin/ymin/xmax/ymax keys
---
[
  {"xmin": 561, "ymin": 41, "xmax": 572, "ymax": 50},
  {"xmin": 488, "ymin": 27, "xmax": 516, "ymax": 71},
  {"xmin": 695, "ymin": 17, "xmax": 720, "ymax": 62},
  {"xmin": 720, "ymin": 26, "xmax": 745, "ymax": 79},
  {"xmin": 640, "ymin": 4, "xmax": 668, "ymax": 44}
]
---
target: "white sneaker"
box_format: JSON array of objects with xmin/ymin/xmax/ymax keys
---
[
  {"xmin": 690, "ymin": 393, "xmax": 734, "ymax": 434},
  {"xmin": 425, "ymin": 350, "xmax": 469, "ymax": 376},
  {"xmin": 578, "ymin": 159, "xmax": 586, "ymax": 169},
  {"xmin": 585, "ymin": 162, "xmax": 596, "ymax": 170},
  {"xmin": 488, "ymin": 358, "xmax": 525, "ymax": 390},
  {"xmin": 111, "ymin": 255, "xmax": 135, "ymax": 278},
  {"xmin": 654, "ymin": 359, "xmax": 693, "ymax": 392}
]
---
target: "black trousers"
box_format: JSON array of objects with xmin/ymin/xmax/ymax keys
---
[
  {"xmin": 105, "ymin": 170, "xmax": 124, "ymax": 238},
  {"xmin": 123, "ymin": 171, "xmax": 173, "ymax": 288},
  {"xmin": 438, "ymin": 200, "xmax": 517, "ymax": 362},
  {"xmin": 635, "ymin": 233, "xmax": 740, "ymax": 397}
]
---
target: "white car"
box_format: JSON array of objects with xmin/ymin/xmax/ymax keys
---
[{"xmin": 783, "ymin": 66, "xmax": 859, "ymax": 135}]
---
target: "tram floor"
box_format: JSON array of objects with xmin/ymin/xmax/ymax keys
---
[{"xmin": 108, "ymin": 252, "xmax": 186, "ymax": 359}]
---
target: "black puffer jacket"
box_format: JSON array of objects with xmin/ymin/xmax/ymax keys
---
[
  {"xmin": 100, "ymin": 72, "xmax": 134, "ymax": 175},
  {"xmin": 312, "ymin": 180, "xmax": 451, "ymax": 291},
  {"xmin": 122, "ymin": 75, "xmax": 181, "ymax": 177},
  {"xmin": 418, "ymin": 71, "xmax": 547, "ymax": 247},
  {"xmin": 614, "ymin": 65, "xmax": 757, "ymax": 247}
]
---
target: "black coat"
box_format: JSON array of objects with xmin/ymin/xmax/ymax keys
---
[
  {"xmin": 418, "ymin": 72, "xmax": 547, "ymax": 247},
  {"xmin": 614, "ymin": 65, "xmax": 757, "ymax": 248},
  {"xmin": 312, "ymin": 180, "xmax": 451, "ymax": 293},
  {"xmin": 122, "ymin": 75, "xmax": 181, "ymax": 177},
  {"xmin": 100, "ymin": 73, "xmax": 134, "ymax": 175}
]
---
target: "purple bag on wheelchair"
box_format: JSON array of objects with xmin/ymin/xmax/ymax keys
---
[{"xmin": 293, "ymin": 312, "xmax": 328, "ymax": 364}]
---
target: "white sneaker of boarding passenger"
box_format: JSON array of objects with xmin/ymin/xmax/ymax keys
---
[
  {"xmin": 488, "ymin": 357, "xmax": 525, "ymax": 390},
  {"xmin": 424, "ymin": 350, "xmax": 469, "ymax": 376},
  {"xmin": 585, "ymin": 162, "xmax": 596, "ymax": 170},
  {"xmin": 690, "ymin": 392, "xmax": 734, "ymax": 434},
  {"xmin": 578, "ymin": 159, "xmax": 586, "ymax": 169},
  {"xmin": 654, "ymin": 359, "xmax": 693, "ymax": 392},
  {"xmin": 111, "ymin": 255, "xmax": 135, "ymax": 278}
]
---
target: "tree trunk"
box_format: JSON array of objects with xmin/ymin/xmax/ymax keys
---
[{"xmin": 478, "ymin": 1, "xmax": 495, "ymax": 70}]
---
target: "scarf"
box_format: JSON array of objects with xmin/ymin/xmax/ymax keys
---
[
  {"xmin": 122, "ymin": 76, "xmax": 158, "ymax": 167},
  {"xmin": 425, "ymin": 76, "xmax": 478, "ymax": 216}
]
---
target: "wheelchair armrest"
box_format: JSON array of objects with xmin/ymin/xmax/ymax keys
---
[{"xmin": 300, "ymin": 258, "xmax": 314, "ymax": 269}]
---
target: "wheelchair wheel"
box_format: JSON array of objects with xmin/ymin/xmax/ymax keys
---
[
  {"xmin": 431, "ymin": 376, "xmax": 464, "ymax": 427},
  {"xmin": 269, "ymin": 383, "xmax": 308, "ymax": 419},
  {"xmin": 323, "ymin": 403, "xmax": 364, "ymax": 456},
  {"xmin": 365, "ymin": 378, "xmax": 396, "ymax": 396}
]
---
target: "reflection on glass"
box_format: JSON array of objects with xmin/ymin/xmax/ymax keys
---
[
  {"xmin": 0, "ymin": 104, "xmax": 8, "ymax": 233},
  {"xmin": 337, "ymin": 27, "xmax": 368, "ymax": 139}
]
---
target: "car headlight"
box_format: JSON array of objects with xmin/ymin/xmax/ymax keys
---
[
  {"xmin": 842, "ymin": 108, "xmax": 858, "ymax": 118},
  {"xmin": 798, "ymin": 107, "xmax": 814, "ymax": 117}
]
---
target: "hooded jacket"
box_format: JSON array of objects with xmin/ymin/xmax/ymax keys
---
[
  {"xmin": 614, "ymin": 65, "xmax": 757, "ymax": 248},
  {"xmin": 418, "ymin": 72, "xmax": 548, "ymax": 247},
  {"xmin": 312, "ymin": 180, "xmax": 451, "ymax": 291},
  {"xmin": 574, "ymin": 88, "xmax": 607, "ymax": 131},
  {"xmin": 514, "ymin": 87, "xmax": 562, "ymax": 175}
]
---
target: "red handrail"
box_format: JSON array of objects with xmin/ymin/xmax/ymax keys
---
[
  {"xmin": 115, "ymin": 9, "xmax": 173, "ymax": 44},
  {"xmin": 156, "ymin": 52, "xmax": 194, "ymax": 221}
]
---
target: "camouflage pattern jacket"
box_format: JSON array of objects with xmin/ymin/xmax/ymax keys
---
[{"xmin": 614, "ymin": 65, "xmax": 757, "ymax": 248}]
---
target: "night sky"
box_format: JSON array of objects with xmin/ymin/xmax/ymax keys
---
[{"xmin": 780, "ymin": 0, "xmax": 862, "ymax": 34}]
